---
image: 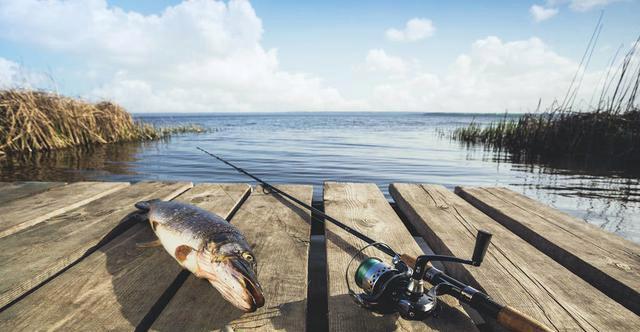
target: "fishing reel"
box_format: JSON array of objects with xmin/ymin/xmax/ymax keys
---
[{"xmin": 346, "ymin": 230, "xmax": 493, "ymax": 321}]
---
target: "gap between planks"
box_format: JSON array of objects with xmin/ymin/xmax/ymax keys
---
[
  {"xmin": 455, "ymin": 186, "xmax": 640, "ymax": 315},
  {"xmin": 0, "ymin": 182, "xmax": 197, "ymax": 325},
  {"xmin": 0, "ymin": 181, "xmax": 130, "ymax": 238},
  {"xmin": 149, "ymin": 185, "xmax": 312, "ymax": 332},
  {"xmin": 324, "ymin": 182, "xmax": 478, "ymax": 332},
  {"xmin": 0, "ymin": 182, "xmax": 193, "ymax": 312},
  {"xmin": 0, "ymin": 182, "xmax": 66, "ymax": 205},
  {"xmin": 391, "ymin": 183, "xmax": 640, "ymax": 332}
]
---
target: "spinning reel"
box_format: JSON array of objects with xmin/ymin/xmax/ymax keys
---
[{"xmin": 346, "ymin": 230, "xmax": 493, "ymax": 321}]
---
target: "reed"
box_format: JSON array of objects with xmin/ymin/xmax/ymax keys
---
[
  {"xmin": 453, "ymin": 110, "xmax": 640, "ymax": 161},
  {"xmin": 0, "ymin": 89, "xmax": 203, "ymax": 154},
  {"xmin": 453, "ymin": 36, "xmax": 640, "ymax": 163}
]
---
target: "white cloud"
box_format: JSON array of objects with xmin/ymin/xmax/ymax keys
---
[
  {"xmin": 543, "ymin": 0, "xmax": 623, "ymax": 12},
  {"xmin": 0, "ymin": 57, "xmax": 46, "ymax": 88},
  {"xmin": 364, "ymin": 49, "xmax": 408, "ymax": 76},
  {"xmin": 530, "ymin": 5, "xmax": 559, "ymax": 22},
  {"xmin": 0, "ymin": 57, "xmax": 19, "ymax": 87},
  {"xmin": 385, "ymin": 18, "xmax": 435, "ymax": 42},
  {"xmin": 365, "ymin": 37, "xmax": 603, "ymax": 112},
  {"xmin": 569, "ymin": 0, "xmax": 622, "ymax": 11},
  {"xmin": 0, "ymin": 1, "xmax": 621, "ymax": 113},
  {"xmin": 0, "ymin": 0, "xmax": 352, "ymax": 112}
]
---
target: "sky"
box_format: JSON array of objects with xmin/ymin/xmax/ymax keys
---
[{"xmin": 0, "ymin": 0, "xmax": 639, "ymax": 113}]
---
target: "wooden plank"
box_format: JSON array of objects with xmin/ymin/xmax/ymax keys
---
[
  {"xmin": 0, "ymin": 183, "xmax": 250, "ymax": 331},
  {"xmin": 0, "ymin": 181, "xmax": 66, "ymax": 205},
  {"xmin": 0, "ymin": 181, "xmax": 192, "ymax": 310},
  {"xmin": 455, "ymin": 186, "xmax": 640, "ymax": 315},
  {"xmin": 151, "ymin": 185, "xmax": 313, "ymax": 332},
  {"xmin": 0, "ymin": 181, "xmax": 130, "ymax": 238},
  {"xmin": 324, "ymin": 182, "xmax": 478, "ymax": 332},
  {"xmin": 391, "ymin": 183, "xmax": 640, "ymax": 331}
]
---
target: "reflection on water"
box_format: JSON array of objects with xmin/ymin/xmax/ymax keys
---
[
  {"xmin": 0, "ymin": 142, "xmax": 145, "ymax": 182},
  {"xmin": 0, "ymin": 112, "xmax": 637, "ymax": 243},
  {"xmin": 507, "ymin": 163, "xmax": 639, "ymax": 234}
]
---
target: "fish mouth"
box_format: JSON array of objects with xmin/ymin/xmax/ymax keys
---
[
  {"xmin": 229, "ymin": 257, "xmax": 265, "ymax": 312},
  {"xmin": 197, "ymin": 252, "xmax": 265, "ymax": 312}
]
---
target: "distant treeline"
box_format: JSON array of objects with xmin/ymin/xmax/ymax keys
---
[{"xmin": 0, "ymin": 89, "xmax": 204, "ymax": 155}]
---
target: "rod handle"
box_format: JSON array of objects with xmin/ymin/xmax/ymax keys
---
[
  {"xmin": 400, "ymin": 253, "xmax": 417, "ymax": 268},
  {"xmin": 400, "ymin": 253, "xmax": 434, "ymax": 269},
  {"xmin": 497, "ymin": 306, "xmax": 553, "ymax": 332}
]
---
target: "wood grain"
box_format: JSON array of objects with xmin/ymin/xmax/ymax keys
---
[
  {"xmin": 324, "ymin": 182, "xmax": 478, "ymax": 332},
  {"xmin": 391, "ymin": 183, "xmax": 640, "ymax": 331},
  {"xmin": 0, "ymin": 181, "xmax": 129, "ymax": 238},
  {"xmin": 151, "ymin": 185, "xmax": 313, "ymax": 332},
  {"xmin": 0, "ymin": 182, "xmax": 192, "ymax": 312},
  {"xmin": 497, "ymin": 306, "xmax": 553, "ymax": 332},
  {"xmin": 455, "ymin": 186, "xmax": 640, "ymax": 315},
  {"xmin": 0, "ymin": 181, "xmax": 66, "ymax": 205},
  {"xmin": 0, "ymin": 183, "xmax": 252, "ymax": 331}
]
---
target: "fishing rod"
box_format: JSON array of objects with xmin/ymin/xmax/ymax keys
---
[
  {"xmin": 197, "ymin": 147, "xmax": 552, "ymax": 332},
  {"xmin": 197, "ymin": 147, "xmax": 395, "ymax": 257}
]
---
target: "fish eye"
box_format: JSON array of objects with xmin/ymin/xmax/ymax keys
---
[{"xmin": 242, "ymin": 252, "xmax": 254, "ymax": 262}]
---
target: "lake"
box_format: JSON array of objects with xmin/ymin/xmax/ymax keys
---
[{"xmin": 1, "ymin": 112, "xmax": 638, "ymax": 243}]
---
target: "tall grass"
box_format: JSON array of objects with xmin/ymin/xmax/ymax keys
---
[
  {"xmin": 453, "ymin": 35, "xmax": 640, "ymax": 163},
  {"xmin": 0, "ymin": 89, "xmax": 203, "ymax": 155}
]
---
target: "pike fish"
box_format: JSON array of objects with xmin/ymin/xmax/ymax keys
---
[{"xmin": 135, "ymin": 199, "xmax": 265, "ymax": 312}]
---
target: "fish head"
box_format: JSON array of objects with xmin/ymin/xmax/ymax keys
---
[{"xmin": 196, "ymin": 240, "xmax": 265, "ymax": 312}]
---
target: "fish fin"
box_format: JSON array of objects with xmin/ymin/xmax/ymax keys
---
[
  {"xmin": 134, "ymin": 198, "xmax": 162, "ymax": 212},
  {"xmin": 136, "ymin": 239, "xmax": 162, "ymax": 248}
]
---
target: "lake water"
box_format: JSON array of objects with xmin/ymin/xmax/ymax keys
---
[{"xmin": 1, "ymin": 112, "xmax": 638, "ymax": 243}]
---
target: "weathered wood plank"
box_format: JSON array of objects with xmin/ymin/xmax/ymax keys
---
[
  {"xmin": 0, "ymin": 181, "xmax": 66, "ymax": 205},
  {"xmin": 324, "ymin": 182, "xmax": 478, "ymax": 332},
  {"xmin": 391, "ymin": 183, "xmax": 640, "ymax": 331},
  {"xmin": 0, "ymin": 183, "xmax": 251, "ymax": 331},
  {"xmin": 151, "ymin": 185, "xmax": 313, "ymax": 332},
  {"xmin": 0, "ymin": 181, "xmax": 130, "ymax": 238},
  {"xmin": 455, "ymin": 186, "xmax": 640, "ymax": 315},
  {"xmin": 0, "ymin": 181, "xmax": 192, "ymax": 311}
]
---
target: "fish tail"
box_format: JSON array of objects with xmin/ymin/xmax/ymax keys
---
[{"xmin": 135, "ymin": 198, "xmax": 162, "ymax": 212}]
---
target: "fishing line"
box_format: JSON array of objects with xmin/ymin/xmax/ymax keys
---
[{"xmin": 197, "ymin": 146, "xmax": 396, "ymax": 258}]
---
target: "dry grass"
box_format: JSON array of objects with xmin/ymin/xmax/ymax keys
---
[{"xmin": 0, "ymin": 89, "xmax": 203, "ymax": 154}]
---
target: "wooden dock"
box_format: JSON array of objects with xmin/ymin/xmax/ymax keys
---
[{"xmin": 0, "ymin": 181, "xmax": 638, "ymax": 331}]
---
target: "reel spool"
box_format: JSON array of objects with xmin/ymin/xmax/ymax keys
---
[
  {"xmin": 354, "ymin": 258, "xmax": 394, "ymax": 294},
  {"xmin": 346, "ymin": 244, "xmax": 438, "ymax": 319}
]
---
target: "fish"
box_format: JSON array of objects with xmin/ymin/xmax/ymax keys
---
[{"xmin": 135, "ymin": 199, "xmax": 265, "ymax": 312}]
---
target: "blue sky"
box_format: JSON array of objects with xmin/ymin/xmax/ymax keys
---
[{"xmin": 1, "ymin": 0, "xmax": 639, "ymax": 112}]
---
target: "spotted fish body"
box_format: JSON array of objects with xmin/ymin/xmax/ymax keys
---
[{"xmin": 135, "ymin": 199, "xmax": 264, "ymax": 312}]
